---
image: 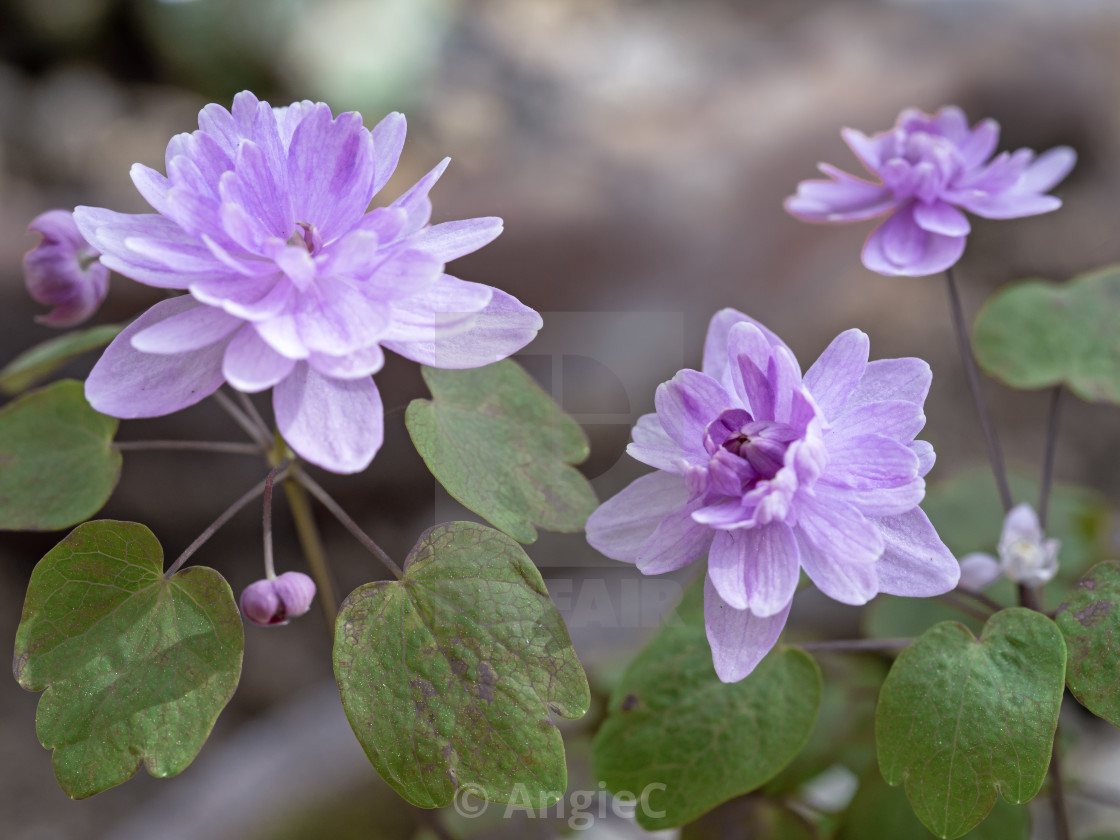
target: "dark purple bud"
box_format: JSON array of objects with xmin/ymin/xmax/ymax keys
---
[
  {"xmin": 240, "ymin": 571, "xmax": 317, "ymax": 626},
  {"xmin": 23, "ymin": 209, "xmax": 110, "ymax": 327}
]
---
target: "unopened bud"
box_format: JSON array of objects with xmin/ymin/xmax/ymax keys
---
[
  {"xmin": 240, "ymin": 571, "xmax": 317, "ymax": 626},
  {"xmin": 23, "ymin": 209, "xmax": 109, "ymax": 327}
]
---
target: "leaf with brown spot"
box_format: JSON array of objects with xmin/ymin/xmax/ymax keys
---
[
  {"xmin": 1056, "ymin": 561, "xmax": 1120, "ymax": 726},
  {"xmin": 333, "ymin": 521, "xmax": 589, "ymax": 808}
]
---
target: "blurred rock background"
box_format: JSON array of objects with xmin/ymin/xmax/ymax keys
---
[{"xmin": 2, "ymin": 0, "xmax": 1120, "ymax": 838}]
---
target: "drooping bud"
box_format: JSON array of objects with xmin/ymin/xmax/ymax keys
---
[
  {"xmin": 240, "ymin": 571, "xmax": 317, "ymax": 626},
  {"xmin": 997, "ymin": 503, "xmax": 1060, "ymax": 588},
  {"xmin": 23, "ymin": 209, "xmax": 109, "ymax": 327}
]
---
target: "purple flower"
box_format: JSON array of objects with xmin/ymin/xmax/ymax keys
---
[
  {"xmin": 585, "ymin": 308, "xmax": 960, "ymax": 682},
  {"xmin": 240, "ymin": 571, "xmax": 317, "ymax": 626},
  {"xmin": 784, "ymin": 106, "xmax": 1076, "ymax": 276},
  {"xmin": 75, "ymin": 91, "xmax": 541, "ymax": 473},
  {"xmin": 23, "ymin": 209, "xmax": 110, "ymax": 327},
  {"xmin": 959, "ymin": 503, "xmax": 1059, "ymax": 590}
]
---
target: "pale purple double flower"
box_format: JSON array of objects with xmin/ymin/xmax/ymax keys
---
[
  {"xmin": 785, "ymin": 106, "xmax": 1076, "ymax": 276},
  {"xmin": 76, "ymin": 91, "xmax": 540, "ymax": 473},
  {"xmin": 586, "ymin": 309, "xmax": 960, "ymax": 681}
]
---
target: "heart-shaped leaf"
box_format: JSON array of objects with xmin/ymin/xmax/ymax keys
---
[
  {"xmin": 13, "ymin": 520, "xmax": 244, "ymax": 798},
  {"xmin": 0, "ymin": 323, "xmax": 124, "ymax": 395},
  {"xmin": 406, "ymin": 360, "xmax": 598, "ymax": 543},
  {"xmin": 876, "ymin": 609, "xmax": 1066, "ymax": 839},
  {"xmin": 1055, "ymin": 561, "xmax": 1120, "ymax": 726},
  {"xmin": 333, "ymin": 521, "xmax": 589, "ymax": 808},
  {"xmin": 592, "ymin": 582, "xmax": 821, "ymax": 830},
  {"xmin": 972, "ymin": 266, "xmax": 1120, "ymax": 403},
  {"xmin": 0, "ymin": 379, "xmax": 121, "ymax": 530}
]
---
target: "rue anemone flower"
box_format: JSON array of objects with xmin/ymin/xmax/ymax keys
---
[
  {"xmin": 784, "ymin": 106, "xmax": 1076, "ymax": 276},
  {"xmin": 23, "ymin": 209, "xmax": 110, "ymax": 327},
  {"xmin": 958, "ymin": 503, "xmax": 1059, "ymax": 591},
  {"xmin": 585, "ymin": 308, "xmax": 959, "ymax": 681},
  {"xmin": 76, "ymin": 91, "xmax": 540, "ymax": 473}
]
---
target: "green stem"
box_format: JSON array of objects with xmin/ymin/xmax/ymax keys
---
[
  {"xmin": 1049, "ymin": 722, "xmax": 1073, "ymax": 840},
  {"xmin": 114, "ymin": 440, "xmax": 264, "ymax": 455},
  {"xmin": 282, "ymin": 478, "xmax": 339, "ymax": 637},
  {"xmin": 797, "ymin": 638, "xmax": 912, "ymax": 653},
  {"xmin": 1038, "ymin": 385, "xmax": 1064, "ymax": 531},
  {"xmin": 945, "ymin": 267, "xmax": 1013, "ymax": 513}
]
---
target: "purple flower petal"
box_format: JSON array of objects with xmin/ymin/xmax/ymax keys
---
[
  {"xmin": 846, "ymin": 358, "xmax": 932, "ymax": 409},
  {"xmin": 292, "ymin": 277, "xmax": 391, "ymax": 356},
  {"xmin": 702, "ymin": 308, "xmax": 795, "ymax": 388},
  {"xmin": 407, "ymin": 217, "xmax": 504, "ymax": 262},
  {"xmin": 818, "ymin": 477, "xmax": 926, "ymax": 518},
  {"xmin": 951, "ymin": 191, "xmax": 1062, "ymax": 220},
  {"xmin": 710, "ymin": 523, "xmax": 800, "ymax": 617},
  {"xmin": 831, "ymin": 400, "xmax": 925, "ymax": 445},
  {"xmin": 131, "ymin": 301, "xmax": 244, "ymax": 354},
  {"xmin": 958, "ymin": 553, "xmax": 1001, "ymax": 591},
  {"xmin": 307, "ymin": 344, "xmax": 386, "ymax": 379},
  {"xmin": 958, "ymin": 118, "xmax": 1000, "ymax": 168},
  {"xmin": 873, "ymin": 507, "xmax": 960, "ymax": 597},
  {"xmin": 222, "ymin": 325, "xmax": 296, "ymax": 392},
  {"xmin": 392, "ymin": 158, "xmax": 451, "ymax": 236},
  {"xmin": 1015, "ymin": 146, "xmax": 1076, "ymax": 194},
  {"xmin": 190, "ymin": 273, "xmax": 292, "ymax": 322},
  {"xmin": 910, "ymin": 440, "xmax": 935, "ymax": 476},
  {"xmin": 23, "ymin": 209, "xmax": 110, "ymax": 327},
  {"xmin": 784, "ymin": 164, "xmax": 896, "ymax": 223},
  {"xmin": 626, "ymin": 412, "xmax": 696, "ymax": 473},
  {"xmin": 383, "ymin": 286, "xmax": 541, "ymax": 369},
  {"xmin": 841, "ymin": 127, "xmax": 893, "ymax": 173},
  {"xmin": 273, "ymin": 363, "xmax": 384, "ymax": 473},
  {"xmin": 636, "ymin": 498, "xmax": 714, "ymax": 574},
  {"xmin": 85, "ymin": 296, "xmax": 229, "ymax": 417},
  {"xmin": 803, "ymin": 328, "xmax": 869, "ymax": 420},
  {"xmin": 707, "ymin": 529, "xmax": 749, "ymax": 609},
  {"xmin": 912, "ymin": 200, "xmax": 970, "ymax": 236},
  {"xmin": 823, "ymin": 434, "xmax": 919, "ymax": 489},
  {"xmin": 585, "ymin": 471, "xmax": 692, "ymax": 564},
  {"xmin": 704, "ymin": 574, "xmax": 791, "ymax": 683},
  {"xmin": 795, "ymin": 526, "xmax": 879, "ymax": 605},
  {"xmin": 654, "ymin": 370, "xmax": 730, "ymax": 455},
  {"xmin": 286, "ymin": 105, "xmax": 375, "ymax": 239},
  {"xmin": 371, "ymin": 111, "xmax": 406, "ymax": 197},
  {"xmin": 862, "ymin": 204, "xmax": 967, "ymax": 277}
]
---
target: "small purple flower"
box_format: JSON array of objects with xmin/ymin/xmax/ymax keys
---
[
  {"xmin": 23, "ymin": 209, "xmax": 110, "ymax": 327},
  {"xmin": 240, "ymin": 571, "xmax": 317, "ymax": 626},
  {"xmin": 784, "ymin": 106, "xmax": 1076, "ymax": 276},
  {"xmin": 959, "ymin": 503, "xmax": 1059, "ymax": 590},
  {"xmin": 76, "ymin": 91, "xmax": 541, "ymax": 473},
  {"xmin": 586, "ymin": 308, "xmax": 960, "ymax": 682}
]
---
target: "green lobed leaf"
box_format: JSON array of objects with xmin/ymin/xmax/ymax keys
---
[
  {"xmin": 592, "ymin": 582, "xmax": 821, "ymax": 830},
  {"xmin": 836, "ymin": 771, "xmax": 1029, "ymax": 840},
  {"xmin": 405, "ymin": 360, "xmax": 598, "ymax": 543},
  {"xmin": 1054, "ymin": 561, "xmax": 1120, "ymax": 726},
  {"xmin": 13, "ymin": 520, "xmax": 244, "ymax": 798},
  {"xmin": 0, "ymin": 379, "xmax": 121, "ymax": 531},
  {"xmin": 972, "ymin": 266, "xmax": 1120, "ymax": 403},
  {"xmin": 0, "ymin": 323, "xmax": 124, "ymax": 395},
  {"xmin": 681, "ymin": 794, "xmax": 819, "ymax": 840},
  {"xmin": 333, "ymin": 521, "xmax": 590, "ymax": 809},
  {"xmin": 876, "ymin": 609, "xmax": 1066, "ymax": 839}
]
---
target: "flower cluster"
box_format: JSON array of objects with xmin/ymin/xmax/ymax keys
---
[
  {"xmin": 784, "ymin": 106, "xmax": 1075, "ymax": 276},
  {"xmin": 77, "ymin": 91, "xmax": 540, "ymax": 473},
  {"xmin": 586, "ymin": 308, "xmax": 959, "ymax": 681}
]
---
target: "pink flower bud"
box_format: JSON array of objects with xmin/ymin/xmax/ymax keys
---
[
  {"xmin": 23, "ymin": 209, "xmax": 110, "ymax": 327},
  {"xmin": 240, "ymin": 571, "xmax": 317, "ymax": 626}
]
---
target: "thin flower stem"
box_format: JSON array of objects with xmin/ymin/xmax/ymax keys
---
[
  {"xmin": 234, "ymin": 389, "xmax": 273, "ymax": 441},
  {"xmin": 934, "ymin": 591, "xmax": 993, "ymax": 624},
  {"xmin": 1038, "ymin": 385, "xmax": 1065, "ymax": 531},
  {"xmin": 1049, "ymin": 723, "xmax": 1073, "ymax": 840},
  {"xmin": 262, "ymin": 461, "xmax": 290, "ymax": 580},
  {"xmin": 294, "ymin": 469, "xmax": 404, "ymax": 580},
  {"xmin": 945, "ymin": 267, "xmax": 1013, "ymax": 514},
  {"xmin": 165, "ymin": 472, "xmax": 279, "ymax": 578},
  {"xmin": 114, "ymin": 440, "xmax": 264, "ymax": 455},
  {"xmin": 281, "ymin": 478, "xmax": 339, "ymax": 636},
  {"xmin": 951, "ymin": 585, "xmax": 1005, "ymax": 615},
  {"xmin": 212, "ymin": 390, "xmax": 271, "ymax": 447},
  {"xmin": 797, "ymin": 638, "xmax": 913, "ymax": 653}
]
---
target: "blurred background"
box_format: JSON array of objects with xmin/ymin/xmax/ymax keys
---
[{"xmin": 2, "ymin": 0, "xmax": 1120, "ymax": 838}]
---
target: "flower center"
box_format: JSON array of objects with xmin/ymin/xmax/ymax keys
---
[
  {"xmin": 703, "ymin": 408, "xmax": 798, "ymax": 493},
  {"xmin": 287, "ymin": 221, "xmax": 320, "ymax": 254}
]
